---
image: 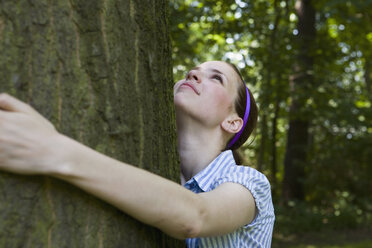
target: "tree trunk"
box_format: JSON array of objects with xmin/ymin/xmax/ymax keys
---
[
  {"xmin": 0, "ymin": 0, "xmax": 183, "ymax": 247},
  {"xmin": 364, "ymin": 61, "xmax": 372, "ymax": 102},
  {"xmin": 257, "ymin": 114, "xmax": 268, "ymax": 172},
  {"xmin": 270, "ymin": 97, "xmax": 279, "ymax": 189},
  {"xmin": 282, "ymin": 0, "xmax": 315, "ymax": 202},
  {"xmin": 268, "ymin": 0, "xmax": 281, "ymax": 192}
]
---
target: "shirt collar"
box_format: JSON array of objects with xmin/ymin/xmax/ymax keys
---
[{"xmin": 185, "ymin": 150, "xmax": 236, "ymax": 192}]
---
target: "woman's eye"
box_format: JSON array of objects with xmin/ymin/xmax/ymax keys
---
[{"xmin": 212, "ymin": 75, "xmax": 223, "ymax": 83}]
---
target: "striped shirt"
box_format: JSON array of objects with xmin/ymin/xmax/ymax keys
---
[{"xmin": 183, "ymin": 150, "xmax": 275, "ymax": 248}]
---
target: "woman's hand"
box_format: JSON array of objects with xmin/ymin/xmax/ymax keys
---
[{"xmin": 0, "ymin": 93, "xmax": 59, "ymax": 175}]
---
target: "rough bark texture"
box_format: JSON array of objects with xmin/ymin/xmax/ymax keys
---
[
  {"xmin": 282, "ymin": 0, "xmax": 315, "ymax": 202},
  {"xmin": 0, "ymin": 0, "xmax": 183, "ymax": 247}
]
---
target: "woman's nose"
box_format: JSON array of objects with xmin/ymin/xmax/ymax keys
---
[{"xmin": 188, "ymin": 71, "xmax": 201, "ymax": 83}]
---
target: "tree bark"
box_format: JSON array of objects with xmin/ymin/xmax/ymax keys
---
[
  {"xmin": 282, "ymin": 0, "xmax": 315, "ymax": 202},
  {"xmin": 0, "ymin": 0, "xmax": 183, "ymax": 247}
]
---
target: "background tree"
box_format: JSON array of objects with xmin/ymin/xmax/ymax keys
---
[
  {"xmin": 0, "ymin": 0, "xmax": 183, "ymax": 247},
  {"xmin": 282, "ymin": 0, "xmax": 316, "ymax": 202}
]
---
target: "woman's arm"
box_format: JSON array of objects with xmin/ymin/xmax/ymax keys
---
[
  {"xmin": 53, "ymin": 134, "xmax": 204, "ymax": 239},
  {"xmin": 0, "ymin": 93, "xmax": 256, "ymax": 239}
]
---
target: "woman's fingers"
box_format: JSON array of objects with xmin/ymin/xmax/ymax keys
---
[
  {"xmin": 0, "ymin": 93, "xmax": 36, "ymax": 114},
  {"xmin": 0, "ymin": 93, "xmax": 56, "ymax": 131},
  {"xmin": 0, "ymin": 107, "xmax": 59, "ymax": 175}
]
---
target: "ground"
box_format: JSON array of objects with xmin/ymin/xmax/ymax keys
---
[{"xmin": 272, "ymin": 228, "xmax": 372, "ymax": 248}]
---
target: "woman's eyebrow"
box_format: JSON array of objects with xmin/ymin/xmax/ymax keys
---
[{"xmin": 211, "ymin": 69, "xmax": 224, "ymax": 75}]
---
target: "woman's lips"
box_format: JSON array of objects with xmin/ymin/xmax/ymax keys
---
[{"xmin": 180, "ymin": 82, "xmax": 200, "ymax": 95}]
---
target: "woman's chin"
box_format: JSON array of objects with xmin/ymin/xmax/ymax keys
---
[{"xmin": 173, "ymin": 93, "xmax": 188, "ymax": 108}]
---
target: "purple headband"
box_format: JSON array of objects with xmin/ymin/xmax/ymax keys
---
[{"xmin": 227, "ymin": 83, "xmax": 251, "ymax": 149}]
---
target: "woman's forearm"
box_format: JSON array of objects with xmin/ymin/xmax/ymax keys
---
[{"xmin": 51, "ymin": 134, "xmax": 203, "ymax": 239}]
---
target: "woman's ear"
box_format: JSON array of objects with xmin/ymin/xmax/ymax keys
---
[{"xmin": 221, "ymin": 113, "xmax": 243, "ymax": 134}]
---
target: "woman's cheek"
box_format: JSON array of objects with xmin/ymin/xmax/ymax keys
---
[
  {"xmin": 200, "ymin": 88, "xmax": 232, "ymax": 124},
  {"xmin": 214, "ymin": 89, "xmax": 232, "ymax": 112}
]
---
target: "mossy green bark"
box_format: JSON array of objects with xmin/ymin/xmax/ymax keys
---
[{"xmin": 0, "ymin": 0, "xmax": 182, "ymax": 247}]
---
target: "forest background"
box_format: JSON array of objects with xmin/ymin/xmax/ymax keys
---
[{"xmin": 171, "ymin": 0, "xmax": 372, "ymax": 247}]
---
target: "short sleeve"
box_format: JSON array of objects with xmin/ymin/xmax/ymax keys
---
[{"xmin": 210, "ymin": 166, "xmax": 274, "ymax": 226}]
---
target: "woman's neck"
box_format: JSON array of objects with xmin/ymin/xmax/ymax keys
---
[{"xmin": 176, "ymin": 115, "xmax": 225, "ymax": 184}]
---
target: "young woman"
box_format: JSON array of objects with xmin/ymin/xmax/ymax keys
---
[{"xmin": 0, "ymin": 61, "xmax": 274, "ymax": 247}]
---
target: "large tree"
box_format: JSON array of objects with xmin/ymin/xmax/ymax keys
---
[
  {"xmin": 282, "ymin": 0, "xmax": 316, "ymax": 202},
  {"xmin": 0, "ymin": 0, "xmax": 183, "ymax": 247}
]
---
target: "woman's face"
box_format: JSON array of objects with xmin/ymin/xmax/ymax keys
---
[{"xmin": 174, "ymin": 61, "xmax": 240, "ymax": 127}]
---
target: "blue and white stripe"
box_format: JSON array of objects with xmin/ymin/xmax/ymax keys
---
[{"xmin": 184, "ymin": 150, "xmax": 275, "ymax": 248}]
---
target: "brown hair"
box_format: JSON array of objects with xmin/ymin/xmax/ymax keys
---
[{"xmin": 224, "ymin": 63, "xmax": 258, "ymax": 164}]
